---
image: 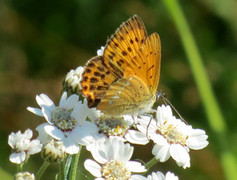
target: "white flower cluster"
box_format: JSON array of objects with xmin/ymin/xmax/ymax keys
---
[
  {"xmin": 8, "ymin": 64, "xmax": 209, "ymax": 179},
  {"xmin": 64, "ymin": 66, "xmax": 84, "ymax": 91},
  {"xmin": 27, "ymin": 92, "xmax": 100, "ymax": 154},
  {"xmin": 8, "ymin": 129, "xmax": 42, "ymax": 164},
  {"xmin": 137, "ymin": 105, "xmax": 209, "ymax": 169}
]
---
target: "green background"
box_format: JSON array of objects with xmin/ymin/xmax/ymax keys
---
[{"xmin": 1, "ymin": 0, "xmax": 237, "ymax": 179}]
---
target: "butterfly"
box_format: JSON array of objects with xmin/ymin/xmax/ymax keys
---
[{"xmin": 80, "ymin": 15, "xmax": 161, "ymax": 116}]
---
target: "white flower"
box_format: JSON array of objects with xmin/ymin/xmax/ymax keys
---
[
  {"xmin": 124, "ymin": 115, "xmax": 150, "ymax": 145},
  {"xmin": 97, "ymin": 46, "xmax": 105, "ymax": 56},
  {"xmin": 96, "ymin": 114, "xmax": 149, "ymax": 145},
  {"xmin": 15, "ymin": 172, "xmax": 35, "ymax": 180},
  {"xmin": 8, "ymin": 129, "xmax": 42, "ymax": 164},
  {"xmin": 137, "ymin": 105, "xmax": 209, "ymax": 169},
  {"xmin": 64, "ymin": 66, "xmax": 84, "ymax": 91},
  {"xmin": 42, "ymin": 139, "xmax": 66, "ymax": 163},
  {"xmin": 147, "ymin": 171, "xmax": 178, "ymax": 180},
  {"xmin": 27, "ymin": 92, "xmax": 100, "ymax": 154},
  {"xmin": 84, "ymin": 137, "xmax": 146, "ymax": 179}
]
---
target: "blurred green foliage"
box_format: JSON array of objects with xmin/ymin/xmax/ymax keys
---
[{"xmin": 1, "ymin": 0, "xmax": 237, "ymax": 179}]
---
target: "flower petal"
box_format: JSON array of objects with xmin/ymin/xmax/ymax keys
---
[
  {"xmin": 147, "ymin": 171, "xmax": 165, "ymax": 180},
  {"xmin": 59, "ymin": 92, "xmax": 68, "ymax": 107},
  {"xmin": 165, "ymin": 172, "xmax": 179, "ymax": 180},
  {"xmin": 152, "ymin": 143, "xmax": 170, "ymax": 162},
  {"xmin": 186, "ymin": 129, "xmax": 209, "ymax": 150},
  {"xmin": 44, "ymin": 125, "xmax": 64, "ymax": 140},
  {"xmin": 63, "ymin": 136, "xmax": 79, "ymax": 154},
  {"xmin": 126, "ymin": 161, "xmax": 146, "ymax": 173},
  {"xmin": 170, "ymin": 144, "xmax": 190, "ymax": 168},
  {"xmin": 27, "ymin": 107, "xmax": 44, "ymax": 116},
  {"xmin": 9, "ymin": 152, "xmax": 26, "ymax": 164},
  {"xmin": 84, "ymin": 159, "xmax": 102, "ymax": 177},
  {"xmin": 130, "ymin": 175, "xmax": 147, "ymax": 180},
  {"xmin": 125, "ymin": 130, "xmax": 149, "ymax": 145},
  {"xmin": 28, "ymin": 139, "xmax": 42, "ymax": 154},
  {"xmin": 36, "ymin": 94, "xmax": 55, "ymax": 111},
  {"xmin": 36, "ymin": 123, "xmax": 52, "ymax": 144},
  {"xmin": 23, "ymin": 129, "xmax": 33, "ymax": 139},
  {"xmin": 71, "ymin": 122, "xmax": 100, "ymax": 146}
]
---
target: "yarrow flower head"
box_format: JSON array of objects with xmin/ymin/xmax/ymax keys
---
[
  {"xmin": 96, "ymin": 114, "xmax": 149, "ymax": 145},
  {"xmin": 8, "ymin": 129, "xmax": 42, "ymax": 164},
  {"xmin": 15, "ymin": 172, "xmax": 35, "ymax": 180},
  {"xmin": 84, "ymin": 137, "xmax": 146, "ymax": 179},
  {"xmin": 146, "ymin": 171, "xmax": 178, "ymax": 180},
  {"xmin": 63, "ymin": 66, "xmax": 84, "ymax": 94},
  {"xmin": 41, "ymin": 139, "xmax": 67, "ymax": 163},
  {"xmin": 27, "ymin": 92, "xmax": 99, "ymax": 154},
  {"xmin": 137, "ymin": 105, "xmax": 209, "ymax": 169}
]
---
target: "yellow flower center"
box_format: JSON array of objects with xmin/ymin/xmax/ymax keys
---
[
  {"xmin": 98, "ymin": 116, "xmax": 129, "ymax": 136},
  {"xmin": 101, "ymin": 160, "xmax": 131, "ymax": 180},
  {"xmin": 51, "ymin": 107, "xmax": 76, "ymax": 131},
  {"xmin": 158, "ymin": 122, "xmax": 188, "ymax": 146}
]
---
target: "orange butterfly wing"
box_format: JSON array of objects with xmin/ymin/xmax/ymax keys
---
[
  {"xmin": 97, "ymin": 33, "xmax": 161, "ymax": 115},
  {"xmin": 103, "ymin": 15, "xmax": 161, "ymax": 92},
  {"xmin": 80, "ymin": 56, "xmax": 121, "ymax": 107},
  {"xmin": 81, "ymin": 15, "xmax": 161, "ymax": 116},
  {"xmin": 103, "ymin": 15, "xmax": 148, "ymax": 82},
  {"xmin": 134, "ymin": 32, "xmax": 161, "ymax": 94}
]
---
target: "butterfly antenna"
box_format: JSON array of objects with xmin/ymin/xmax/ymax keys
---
[{"xmin": 156, "ymin": 91, "xmax": 187, "ymax": 124}]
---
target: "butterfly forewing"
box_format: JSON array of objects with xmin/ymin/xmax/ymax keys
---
[
  {"xmin": 135, "ymin": 33, "xmax": 161, "ymax": 94},
  {"xmin": 97, "ymin": 32, "xmax": 161, "ymax": 115},
  {"xmin": 104, "ymin": 15, "xmax": 147, "ymax": 74},
  {"xmin": 80, "ymin": 56, "xmax": 120, "ymax": 107}
]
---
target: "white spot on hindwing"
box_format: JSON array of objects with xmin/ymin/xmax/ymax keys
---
[{"xmin": 111, "ymin": 96, "xmax": 119, "ymax": 99}]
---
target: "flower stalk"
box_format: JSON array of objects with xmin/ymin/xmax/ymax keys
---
[
  {"xmin": 17, "ymin": 164, "xmax": 23, "ymax": 173},
  {"xmin": 68, "ymin": 147, "xmax": 81, "ymax": 180},
  {"xmin": 35, "ymin": 161, "xmax": 50, "ymax": 180},
  {"xmin": 145, "ymin": 157, "xmax": 159, "ymax": 170}
]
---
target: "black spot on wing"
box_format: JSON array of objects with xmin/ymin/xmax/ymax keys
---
[
  {"xmin": 122, "ymin": 51, "xmax": 127, "ymax": 56},
  {"xmin": 97, "ymin": 66, "xmax": 105, "ymax": 72},
  {"xmin": 90, "ymin": 77, "xmax": 99, "ymax": 83},
  {"xmin": 101, "ymin": 74, "xmax": 105, "ymax": 79},
  {"xmin": 89, "ymin": 85, "xmax": 95, "ymax": 90},
  {"xmin": 148, "ymin": 64, "xmax": 155, "ymax": 71},
  {"xmin": 86, "ymin": 69, "xmax": 91, "ymax": 73},
  {"xmin": 87, "ymin": 62, "xmax": 95, "ymax": 67},
  {"xmin": 94, "ymin": 72, "xmax": 101, "ymax": 77}
]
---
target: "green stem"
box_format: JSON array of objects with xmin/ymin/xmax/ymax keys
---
[
  {"xmin": 17, "ymin": 163, "xmax": 23, "ymax": 172},
  {"xmin": 68, "ymin": 147, "xmax": 81, "ymax": 180},
  {"xmin": 64, "ymin": 155, "xmax": 72, "ymax": 179},
  {"xmin": 57, "ymin": 161, "xmax": 65, "ymax": 180},
  {"xmin": 35, "ymin": 161, "xmax": 50, "ymax": 180},
  {"xmin": 162, "ymin": 0, "xmax": 237, "ymax": 179},
  {"xmin": 145, "ymin": 157, "xmax": 159, "ymax": 170}
]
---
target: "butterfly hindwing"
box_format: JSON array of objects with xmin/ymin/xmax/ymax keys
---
[{"xmin": 97, "ymin": 75, "xmax": 152, "ymax": 115}]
